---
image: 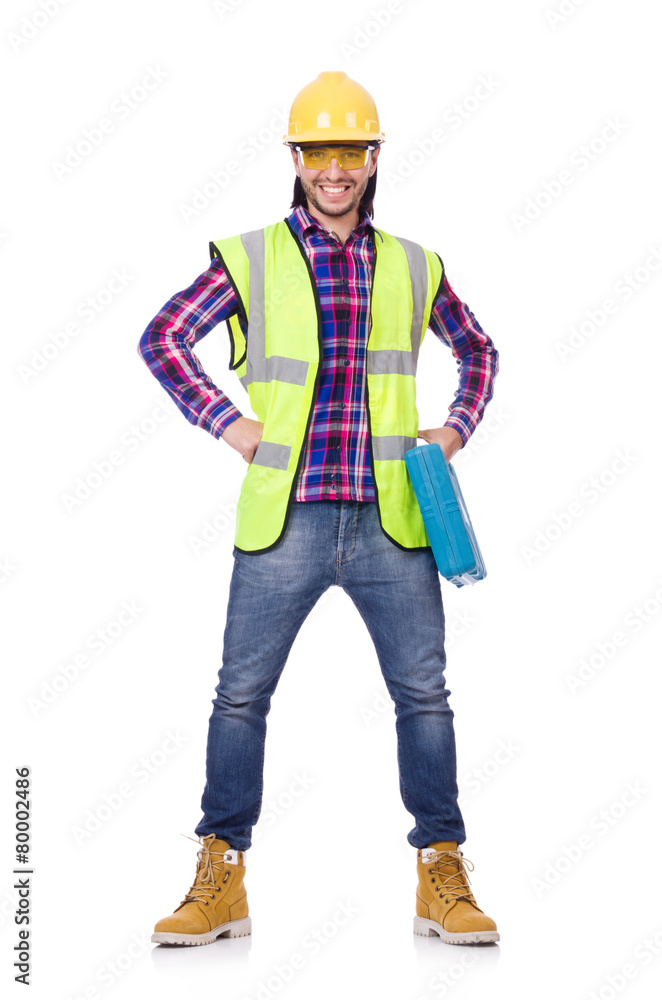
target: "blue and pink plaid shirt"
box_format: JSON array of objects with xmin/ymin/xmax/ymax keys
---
[{"xmin": 138, "ymin": 204, "xmax": 499, "ymax": 502}]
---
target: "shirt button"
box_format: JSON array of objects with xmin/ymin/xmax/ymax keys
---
[{"xmin": 343, "ymin": 358, "xmax": 350, "ymax": 366}]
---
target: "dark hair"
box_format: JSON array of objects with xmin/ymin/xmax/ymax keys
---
[{"xmin": 289, "ymin": 150, "xmax": 378, "ymax": 219}]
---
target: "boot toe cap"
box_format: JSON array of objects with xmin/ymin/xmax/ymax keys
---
[
  {"xmin": 154, "ymin": 907, "xmax": 207, "ymax": 935},
  {"xmin": 464, "ymin": 912, "xmax": 497, "ymax": 932},
  {"xmin": 444, "ymin": 901, "xmax": 497, "ymax": 933}
]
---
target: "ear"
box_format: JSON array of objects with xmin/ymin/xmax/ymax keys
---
[
  {"xmin": 368, "ymin": 145, "xmax": 380, "ymax": 177},
  {"xmin": 290, "ymin": 146, "xmax": 300, "ymax": 177}
]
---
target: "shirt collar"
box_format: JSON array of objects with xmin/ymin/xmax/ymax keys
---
[{"xmin": 287, "ymin": 203, "xmax": 383, "ymax": 244}]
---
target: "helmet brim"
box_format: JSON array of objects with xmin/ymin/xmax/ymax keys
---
[{"xmin": 283, "ymin": 130, "xmax": 385, "ymax": 145}]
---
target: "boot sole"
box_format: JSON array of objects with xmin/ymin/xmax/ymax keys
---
[
  {"xmin": 152, "ymin": 916, "xmax": 252, "ymax": 946},
  {"xmin": 413, "ymin": 915, "xmax": 499, "ymax": 945}
]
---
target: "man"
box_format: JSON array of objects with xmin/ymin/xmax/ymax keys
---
[{"xmin": 139, "ymin": 71, "xmax": 500, "ymax": 947}]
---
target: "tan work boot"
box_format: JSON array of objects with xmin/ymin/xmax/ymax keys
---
[
  {"xmin": 152, "ymin": 834, "xmax": 251, "ymax": 946},
  {"xmin": 413, "ymin": 840, "xmax": 499, "ymax": 945}
]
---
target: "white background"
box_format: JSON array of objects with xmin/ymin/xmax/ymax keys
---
[{"xmin": 3, "ymin": 0, "xmax": 662, "ymax": 998}]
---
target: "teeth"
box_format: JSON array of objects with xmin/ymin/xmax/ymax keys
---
[{"xmin": 321, "ymin": 186, "xmax": 348, "ymax": 193}]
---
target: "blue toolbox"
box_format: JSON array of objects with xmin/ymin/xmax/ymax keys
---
[{"xmin": 404, "ymin": 443, "xmax": 487, "ymax": 587}]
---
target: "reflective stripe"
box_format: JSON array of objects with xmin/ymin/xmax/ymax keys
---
[
  {"xmin": 240, "ymin": 228, "xmax": 310, "ymax": 389},
  {"xmin": 240, "ymin": 228, "xmax": 266, "ymax": 387},
  {"xmin": 372, "ymin": 435, "xmax": 418, "ymax": 460},
  {"xmin": 239, "ymin": 355, "xmax": 309, "ymax": 390},
  {"xmin": 393, "ymin": 235, "xmax": 428, "ymax": 364},
  {"xmin": 251, "ymin": 440, "xmax": 291, "ymax": 470},
  {"xmin": 366, "ymin": 349, "xmax": 416, "ymax": 376}
]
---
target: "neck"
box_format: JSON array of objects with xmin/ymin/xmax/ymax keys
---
[{"xmin": 304, "ymin": 202, "xmax": 361, "ymax": 246}]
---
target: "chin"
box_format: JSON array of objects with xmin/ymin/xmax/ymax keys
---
[
  {"xmin": 318, "ymin": 202, "xmax": 350, "ymax": 215},
  {"xmin": 315, "ymin": 195, "xmax": 358, "ymax": 215}
]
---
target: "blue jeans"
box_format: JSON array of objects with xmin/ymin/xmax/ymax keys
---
[{"xmin": 194, "ymin": 499, "xmax": 466, "ymax": 850}]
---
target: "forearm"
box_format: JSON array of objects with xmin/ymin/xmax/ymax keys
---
[
  {"xmin": 429, "ymin": 269, "xmax": 499, "ymax": 446},
  {"xmin": 137, "ymin": 258, "xmax": 244, "ymax": 439}
]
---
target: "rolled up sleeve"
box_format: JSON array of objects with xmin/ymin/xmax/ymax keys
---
[
  {"xmin": 137, "ymin": 258, "xmax": 244, "ymax": 439},
  {"xmin": 428, "ymin": 267, "xmax": 499, "ymax": 446}
]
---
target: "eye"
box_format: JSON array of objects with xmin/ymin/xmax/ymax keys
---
[{"xmin": 343, "ymin": 150, "xmax": 362, "ymax": 162}]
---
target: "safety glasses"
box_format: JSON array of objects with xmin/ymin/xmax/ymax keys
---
[{"xmin": 295, "ymin": 144, "xmax": 375, "ymax": 170}]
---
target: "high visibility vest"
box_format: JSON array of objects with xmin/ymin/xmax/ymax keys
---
[{"xmin": 210, "ymin": 218, "xmax": 444, "ymax": 554}]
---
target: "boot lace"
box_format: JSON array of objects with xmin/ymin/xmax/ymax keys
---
[
  {"xmin": 179, "ymin": 833, "xmax": 232, "ymax": 905},
  {"xmin": 425, "ymin": 849, "xmax": 477, "ymax": 903}
]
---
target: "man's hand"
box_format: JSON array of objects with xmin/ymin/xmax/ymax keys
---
[
  {"xmin": 222, "ymin": 418, "xmax": 464, "ymax": 465},
  {"xmin": 417, "ymin": 425, "xmax": 464, "ymax": 463},
  {"xmin": 220, "ymin": 416, "xmax": 264, "ymax": 464}
]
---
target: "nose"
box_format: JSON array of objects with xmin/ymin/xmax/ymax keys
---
[{"xmin": 320, "ymin": 157, "xmax": 347, "ymax": 182}]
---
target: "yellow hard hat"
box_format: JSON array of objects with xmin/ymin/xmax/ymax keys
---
[{"xmin": 283, "ymin": 71, "xmax": 386, "ymax": 145}]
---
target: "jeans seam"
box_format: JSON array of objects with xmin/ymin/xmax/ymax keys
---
[
  {"xmin": 342, "ymin": 506, "xmax": 359, "ymax": 560},
  {"xmin": 341, "ymin": 588, "xmax": 410, "ymax": 812},
  {"xmin": 251, "ymin": 733, "xmax": 266, "ymax": 829},
  {"xmin": 336, "ymin": 504, "xmax": 359, "ymax": 582}
]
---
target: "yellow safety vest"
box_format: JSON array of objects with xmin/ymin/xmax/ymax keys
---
[{"xmin": 210, "ymin": 218, "xmax": 444, "ymax": 554}]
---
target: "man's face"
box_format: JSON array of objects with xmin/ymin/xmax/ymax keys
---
[{"xmin": 290, "ymin": 142, "xmax": 380, "ymax": 218}]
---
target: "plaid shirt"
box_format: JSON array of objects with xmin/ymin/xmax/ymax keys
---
[{"xmin": 138, "ymin": 204, "xmax": 499, "ymax": 502}]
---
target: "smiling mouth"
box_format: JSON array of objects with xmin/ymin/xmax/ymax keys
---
[{"xmin": 318, "ymin": 184, "xmax": 351, "ymax": 197}]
